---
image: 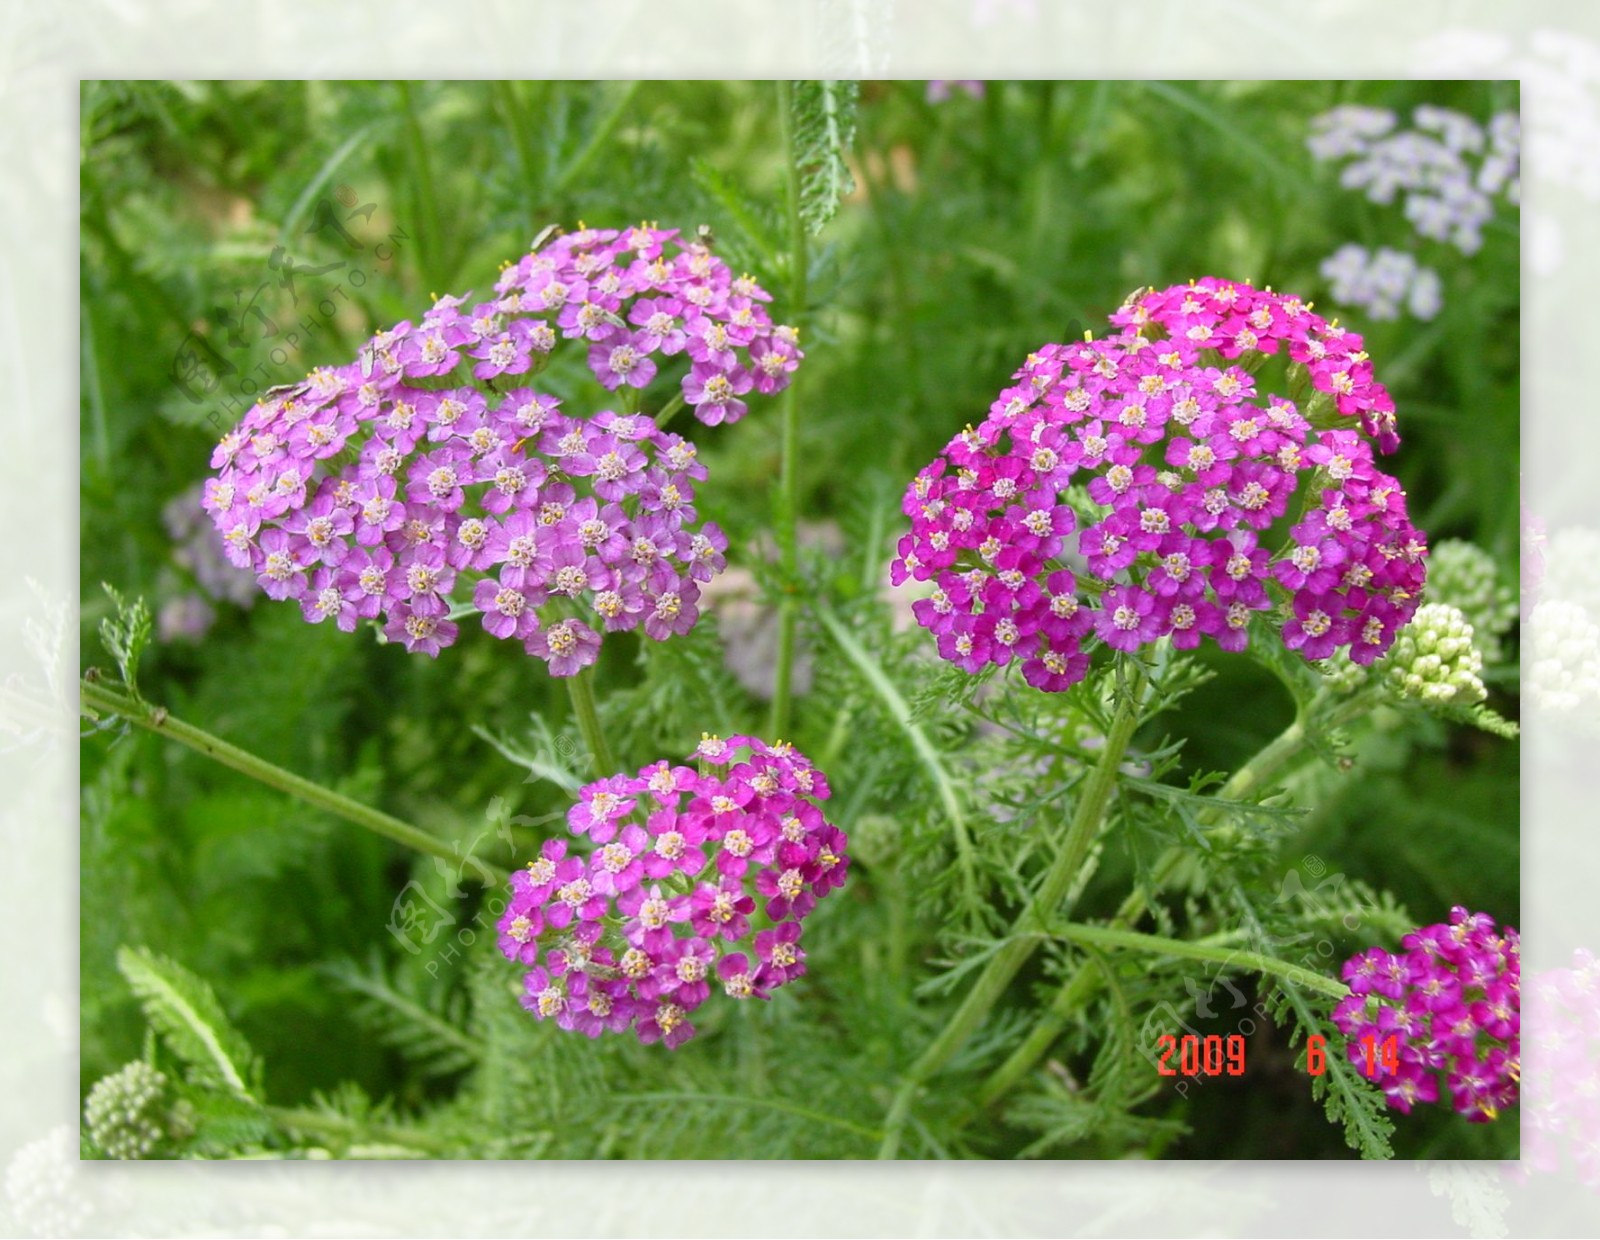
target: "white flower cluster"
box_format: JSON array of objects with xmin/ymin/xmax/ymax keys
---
[
  {"xmin": 1426, "ymin": 539, "xmax": 1518, "ymax": 664},
  {"xmin": 3, "ymin": 1127, "xmax": 91, "ymax": 1237},
  {"xmin": 1525, "ymin": 599, "xmax": 1600, "ymax": 715},
  {"xmin": 1318, "ymin": 244, "xmax": 1443, "ymax": 322},
  {"xmin": 1523, "ymin": 526, "xmax": 1600, "ymax": 722},
  {"xmin": 1309, "ymin": 103, "xmax": 1519, "ymax": 256}
]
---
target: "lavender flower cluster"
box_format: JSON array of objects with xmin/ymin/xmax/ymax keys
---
[
  {"xmin": 889, "ymin": 278, "xmax": 1427, "ymax": 691},
  {"xmin": 1309, "ymin": 104, "xmax": 1520, "ymax": 255},
  {"xmin": 1318, "ymin": 244, "xmax": 1443, "ymax": 323},
  {"xmin": 497, "ymin": 736, "xmax": 848, "ymax": 1048},
  {"xmin": 158, "ymin": 484, "xmax": 258, "ymax": 643},
  {"xmin": 203, "ymin": 225, "xmax": 797, "ymax": 672},
  {"xmin": 1334, "ymin": 907, "xmax": 1520, "ymax": 1121}
]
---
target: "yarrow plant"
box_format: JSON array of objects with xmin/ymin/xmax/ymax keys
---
[
  {"xmin": 202, "ymin": 224, "xmax": 798, "ymax": 671},
  {"xmin": 1319, "ymin": 244, "xmax": 1443, "ymax": 323},
  {"xmin": 1308, "ymin": 104, "xmax": 1520, "ymax": 255},
  {"xmin": 497, "ymin": 735, "xmax": 847, "ymax": 1047},
  {"xmin": 1333, "ymin": 907, "xmax": 1520, "ymax": 1121},
  {"xmin": 890, "ymin": 277, "xmax": 1428, "ymax": 690}
]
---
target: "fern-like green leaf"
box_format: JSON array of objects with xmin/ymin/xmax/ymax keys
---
[
  {"xmin": 98, "ymin": 584, "xmax": 151, "ymax": 698},
  {"xmin": 325, "ymin": 954, "xmax": 480, "ymax": 1078},
  {"xmin": 1441, "ymin": 700, "xmax": 1521, "ymax": 739},
  {"xmin": 690, "ymin": 156, "xmax": 779, "ymax": 265},
  {"xmin": 1225, "ymin": 883, "xmax": 1395, "ymax": 1158},
  {"xmin": 116, "ymin": 946, "xmax": 261, "ymax": 1102},
  {"xmin": 790, "ymin": 80, "xmax": 858, "ymax": 236}
]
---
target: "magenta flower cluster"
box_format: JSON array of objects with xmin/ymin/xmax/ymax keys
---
[
  {"xmin": 889, "ymin": 277, "xmax": 1428, "ymax": 690},
  {"xmin": 1333, "ymin": 906, "xmax": 1520, "ymax": 1121},
  {"xmin": 202, "ymin": 224, "xmax": 795, "ymax": 671},
  {"xmin": 496, "ymin": 736, "xmax": 848, "ymax": 1048}
]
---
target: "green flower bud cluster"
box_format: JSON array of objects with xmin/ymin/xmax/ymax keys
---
[
  {"xmin": 83, "ymin": 1061, "xmax": 168, "ymax": 1160},
  {"xmin": 1382, "ymin": 603, "xmax": 1486, "ymax": 706},
  {"xmin": 1318, "ymin": 647, "xmax": 1370, "ymax": 694},
  {"xmin": 1426, "ymin": 540, "xmax": 1517, "ymax": 663}
]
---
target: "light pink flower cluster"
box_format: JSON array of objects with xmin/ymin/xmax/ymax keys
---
[
  {"xmin": 201, "ymin": 223, "xmax": 793, "ymax": 671},
  {"xmin": 1520, "ymin": 948, "xmax": 1600, "ymax": 1185},
  {"xmin": 890, "ymin": 278, "xmax": 1427, "ymax": 690},
  {"xmin": 493, "ymin": 224, "xmax": 802, "ymax": 427},
  {"xmin": 497, "ymin": 736, "xmax": 848, "ymax": 1048}
]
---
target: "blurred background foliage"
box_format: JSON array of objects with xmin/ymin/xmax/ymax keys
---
[{"xmin": 79, "ymin": 79, "xmax": 1518, "ymax": 1160}]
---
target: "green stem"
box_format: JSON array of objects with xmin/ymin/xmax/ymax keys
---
[
  {"xmin": 396, "ymin": 81, "xmax": 445, "ymax": 291},
  {"xmin": 975, "ymin": 684, "xmax": 1383, "ymax": 1107},
  {"xmin": 877, "ymin": 662, "xmax": 1147, "ymax": 1159},
  {"xmin": 80, "ymin": 675, "xmax": 492, "ymax": 876},
  {"xmin": 550, "ymin": 81, "xmax": 640, "ymax": 199},
  {"xmin": 565, "ymin": 665, "xmax": 616, "ymax": 777},
  {"xmin": 769, "ymin": 79, "xmax": 809, "ymax": 741},
  {"xmin": 815, "ymin": 602, "xmax": 978, "ymax": 909},
  {"xmin": 652, "ymin": 391, "xmax": 687, "ymax": 430},
  {"xmin": 492, "ymin": 81, "xmax": 542, "ymax": 218},
  {"xmin": 1048, "ymin": 922, "xmax": 1349, "ymax": 1000}
]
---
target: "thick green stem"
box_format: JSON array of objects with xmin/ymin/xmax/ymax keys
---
[
  {"xmin": 877, "ymin": 664, "xmax": 1146, "ymax": 1158},
  {"xmin": 1048, "ymin": 922, "xmax": 1350, "ymax": 1001},
  {"xmin": 81, "ymin": 675, "xmax": 492, "ymax": 875},
  {"xmin": 769, "ymin": 80, "xmax": 808, "ymax": 741},
  {"xmin": 976, "ymin": 684, "xmax": 1383, "ymax": 1107},
  {"xmin": 565, "ymin": 665, "xmax": 617, "ymax": 778}
]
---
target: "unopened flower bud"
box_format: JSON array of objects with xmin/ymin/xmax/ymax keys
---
[{"xmin": 83, "ymin": 1061, "xmax": 169, "ymax": 1160}]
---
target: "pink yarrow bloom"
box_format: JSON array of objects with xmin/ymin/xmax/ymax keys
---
[
  {"xmin": 498, "ymin": 737, "xmax": 847, "ymax": 1049},
  {"xmin": 1333, "ymin": 907, "xmax": 1519, "ymax": 1122},
  {"xmin": 891, "ymin": 278, "xmax": 1427, "ymax": 691}
]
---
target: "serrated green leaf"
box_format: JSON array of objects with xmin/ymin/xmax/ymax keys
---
[
  {"xmin": 790, "ymin": 80, "xmax": 858, "ymax": 236},
  {"xmin": 98, "ymin": 584, "xmax": 152, "ymax": 698},
  {"xmin": 117, "ymin": 946, "xmax": 261, "ymax": 1102},
  {"xmin": 326, "ymin": 954, "xmax": 480, "ymax": 1078}
]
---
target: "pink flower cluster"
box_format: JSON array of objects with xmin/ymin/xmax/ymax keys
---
[
  {"xmin": 1333, "ymin": 906, "xmax": 1520, "ymax": 1121},
  {"xmin": 497, "ymin": 736, "xmax": 848, "ymax": 1048},
  {"xmin": 493, "ymin": 224, "xmax": 802, "ymax": 427},
  {"xmin": 201, "ymin": 223, "xmax": 796, "ymax": 671},
  {"xmin": 1520, "ymin": 948, "xmax": 1600, "ymax": 1185},
  {"xmin": 889, "ymin": 278, "xmax": 1427, "ymax": 690}
]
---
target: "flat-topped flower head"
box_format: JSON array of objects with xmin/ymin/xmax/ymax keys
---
[
  {"xmin": 204, "ymin": 223, "xmax": 786, "ymax": 672},
  {"xmin": 494, "ymin": 224, "xmax": 799, "ymax": 427},
  {"xmin": 891, "ymin": 278, "xmax": 1428, "ymax": 690},
  {"xmin": 1333, "ymin": 907, "xmax": 1519, "ymax": 1121},
  {"xmin": 499, "ymin": 738, "xmax": 846, "ymax": 1048}
]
